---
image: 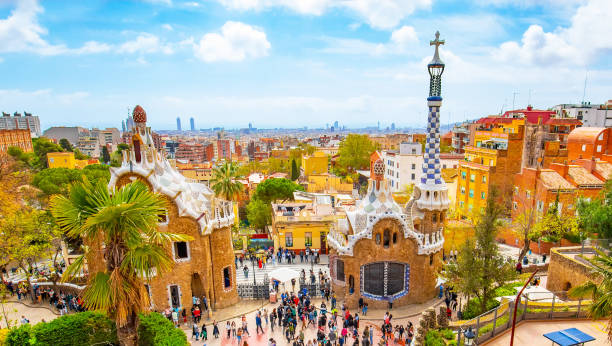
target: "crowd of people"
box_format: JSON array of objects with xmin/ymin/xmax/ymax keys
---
[{"xmin": 3, "ymin": 280, "xmax": 85, "ymax": 316}]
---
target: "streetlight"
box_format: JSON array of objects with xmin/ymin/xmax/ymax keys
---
[
  {"xmin": 463, "ymin": 327, "xmax": 475, "ymax": 345},
  {"xmin": 252, "ymin": 255, "xmax": 256, "ymax": 285}
]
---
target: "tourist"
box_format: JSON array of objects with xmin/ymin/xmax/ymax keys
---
[
  {"xmin": 213, "ymin": 320, "xmax": 220, "ymax": 338},
  {"xmin": 516, "ymin": 261, "xmax": 523, "ymax": 274},
  {"xmin": 256, "ymin": 311, "xmax": 264, "ymax": 334},
  {"xmin": 20, "ymin": 315, "xmax": 29, "ymax": 325},
  {"xmin": 226, "ymin": 320, "xmax": 231, "ymax": 338},
  {"xmin": 237, "ymin": 326, "xmax": 243, "ymax": 345},
  {"xmin": 244, "ymin": 265, "xmax": 249, "ymax": 278},
  {"xmin": 242, "ymin": 314, "xmax": 250, "ymax": 336},
  {"xmin": 192, "ymin": 323, "xmax": 199, "ymax": 341},
  {"xmin": 171, "ymin": 309, "xmax": 179, "ymax": 327},
  {"xmin": 201, "ymin": 323, "xmax": 208, "ymax": 340},
  {"xmin": 264, "ymin": 308, "xmax": 269, "ymax": 326},
  {"xmin": 232, "ymin": 321, "xmax": 237, "ymax": 338},
  {"xmin": 543, "ymin": 253, "xmax": 547, "ymax": 263}
]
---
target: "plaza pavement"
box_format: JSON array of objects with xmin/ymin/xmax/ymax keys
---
[
  {"xmin": 234, "ymin": 255, "xmax": 329, "ymax": 285},
  {"xmin": 485, "ymin": 320, "xmax": 609, "ymax": 345}
]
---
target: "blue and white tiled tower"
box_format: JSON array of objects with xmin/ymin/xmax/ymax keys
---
[{"xmin": 416, "ymin": 31, "xmax": 450, "ymax": 211}]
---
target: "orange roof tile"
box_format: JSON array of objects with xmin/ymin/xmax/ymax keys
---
[
  {"xmin": 568, "ymin": 166, "xmax": 604, "ymax": 186},
  {"xmin": 595, "ymin": 162, "xmax": 612, "ymax": 180},
  {"xmin": 539, "ymin": 170, "xmax": 574, "ymax": 190}
]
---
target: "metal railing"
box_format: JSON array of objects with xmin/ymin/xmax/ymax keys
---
[
  {"xmin": 455, "ymin": 292, "xmax": 591, "ymax": 345},
  {"xmin": 237, "ymin": 274, "xmax": 270, "ymax": 299}
]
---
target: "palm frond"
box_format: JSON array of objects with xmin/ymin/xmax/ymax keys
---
[
  {"xmin": 569, "ymin": 281, "xmax": 598, "ymax": 299},
  {"xmin": 82, "ymin": 271, "xmax": 113, "ymax": 312},
  {"xmin": 61, "ymin": 252, "xmax": 87, "ymax": 283}
]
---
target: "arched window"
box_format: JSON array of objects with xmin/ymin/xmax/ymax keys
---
[
  {"xmin": 362, "ymin": 262, "xmax": 408, "ymax": 298},
  {"xmin": 349, "ymin": 275, "xmax": 355, "ymax": 294},
  {"xmin": 383, "ymin": 229, "xmax": 390, "ymax": 248},
  {"xmin": 432, "ymin": 213, "xmax": 437, "ymax": 222},
  {"xmin": 375, "ymin": 233, "xmax": 381, "ymax": 245},
  {"xmin": 393, "ymin": 233, "xmax": 397, "ymax": 244},
  {"xmin": 430, "ymin": 254, "xmax": 434, "ymax": 265},
  {"xmin": 336, "ymin": 259, "xmax": 345, "ymax": 282}
]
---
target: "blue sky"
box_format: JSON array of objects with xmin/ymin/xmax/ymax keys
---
[{"xmin": 0, "ymin": 0, "xmax": 610, "ymax": 131}]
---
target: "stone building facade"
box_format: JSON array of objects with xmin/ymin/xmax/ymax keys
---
[
  {"xmin": 326, "ymin": 33, "xmax": 448, "ymax": 309},
  {"xmin": 103, "ymin": 105, "xmax": 238, "ymax": 311}
]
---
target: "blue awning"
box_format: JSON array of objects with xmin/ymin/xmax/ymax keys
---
[{"xmin": 543, "ymin": 328, "xmax": 596, "ymax": 346}]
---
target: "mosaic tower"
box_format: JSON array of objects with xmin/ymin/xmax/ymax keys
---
[{"xmin": 416, "ymin": 31, "xmax": 450, "ymax": 212}]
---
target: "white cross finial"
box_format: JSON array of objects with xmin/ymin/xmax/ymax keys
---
[{"xmin": 429, "ymin": 31, "xmax": 444, "ymax": 64}]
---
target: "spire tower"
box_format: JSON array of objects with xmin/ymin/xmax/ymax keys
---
[{"xmin": 416, "ymin": 31, "xmax": 449, "ymax": 211}]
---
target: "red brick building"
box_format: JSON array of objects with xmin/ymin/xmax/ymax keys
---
[
  {"xmin": 567, "ymin": 127, "xmax": 612, "ymax": 162},
  {"xmin": 0, "ymin": 129, "xmax": 32, "ymax": 154}
]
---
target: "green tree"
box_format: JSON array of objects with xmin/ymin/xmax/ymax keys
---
[
  {"xmin": 531, "ymin": 194, "xmax": 579, "ymax": 242},
  {"xmin": 246, "ymin": 198, "xmax": 272, "ymax": 231},
  {"xmin": 73, "ymin": 148, "xmax": 89, "ymax": 160},
  {"xmin": 102, "ymin": 146, "xmax": 111, "ymax": 164},
  {"xmin": 59, "ymin": 138, "xmax": 73, "ymax": 152},
  {"xmin": 32, "ymin": 165, "xmax": 110, "ymax": 197},
  {"xmin": 111, "ymin": 143, "xmax": 131, "ymax": 167},
  {"xmin": 569, "ymin": 250, "xmax": 612, "ymax": 341},
  {"xmin": 252, "ymin": 178, "xmax": 304, "ymax": 204},
  {"xmin": 443, "ymin": 189, "xmax": 517, "ymax": 315},
  {"xmin": 210, "ymin": 162, "xmax": 244, "ymax": 201},
  {"xmin": 50, "ymin": 180, "xmax": 191, "ymax": 346},
  {"xmin": 290, "ymin": 159, "xmax": 299, "ymax": 181},
  {"xmin": 578, "ymin": 180, "xmax": 612, "ymax": 238},
  {"xmin": 337, "ymin": 134, "xmax": 377, "ymax": 174},
  {"xmin": 33, "ymin": 137, "xmax": 64, "ymax": 169},
  {"xmin": 267, "ymin": 158, "xmax": 289, "ymax": 174}
]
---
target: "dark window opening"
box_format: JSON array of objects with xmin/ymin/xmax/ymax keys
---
[
  {"xmin": 223, "ymin": 267, "xmax": 231, "ymax": 288},
  {"xmin": 363, "ymin": 263, "xmax": 385, "ymax": 296},
  {"xmin": 433, "ymin": 213, "xmax": 437, "ymax": 222},
  {"xmin": 169, "ymin": 285, "xmax": 180, "ymax": 309},
  {"xmin": 383, "ymin": 229, "xmax": 390, "ymax": 248},
  {"xmin": 174, "ymin": 242, "xmax": 188, "ymax": 259},
  {"xmin": 348, "ymin": 275, "xmax": 355, "ymax": 294},
  {"xmin": 430, "ymin": 254, "xmax": 434, "ymax": 265},
  {"xmin": 158, "ymin": 209, "xmax": 168, "ymax": 223},
  {"xmin": 393, "ymin": 233, "xmax": 397, "ymax": 244},
  {"xmin": 336, "ymin": 260, "xmax": 345, "ymax": 282},
  {"xmin": 387, "ymin": 263, "xmax": 405, "ymax": 295}
]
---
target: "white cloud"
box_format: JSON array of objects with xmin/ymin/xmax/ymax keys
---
[
  {"xmin": 74, "ymin": 41, "xmax": 112, "ymax": 54},
  {"xmin": 493, "ymin": 0, "xmax": 612, "ymax": 66},
  {"xmin": 162, "ymin": 24, "xmax": 173, "ymax": 31},
  {"xmin": 216, "ymin": 0, "xmax": 431, "ymax": 29},
  {"xmin": 118, "ymin": 33, "xmax": 174, "ymax": 55},
  {"xmin": 193, "ymin": 21, "xmax": 270, "ymax": 62},
  {"xmin": 323, "ymin": 25, "xmax": 417, "ymax": 55}
]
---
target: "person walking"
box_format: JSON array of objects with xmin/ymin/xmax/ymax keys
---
[
  {"xmin": 369, "ymin": 325, "xmax": 373, "ymax": 346},
  {"xmin": 201, "ymin": 323, "xmax": 208, "ymax": 341},
  {"xmin": 256, "ymin": 312, "xmax": 264, "ymax": 334},
  {"xmin": 192, "ymin": 323, "xmax": 200, "ymax": 341},
  {"xmin": 226, "ymin": 320, "xmax": 232, "ymax": 339},
  {"xmin": 213, "ymin": 320, "xmax": 220, "ymax": 338},
  {"xmin": 264, "ymin": 308, "xmax": 269, "ymax": 326}
]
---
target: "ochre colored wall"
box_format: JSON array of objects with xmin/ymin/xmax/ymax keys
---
[
  {"xmin": 330, "ymin": 218, "xmax": 441, "ymax": 309},
  {"xmin": 546, "ymin": 247, "xmax": 601, "ymax": 292}
]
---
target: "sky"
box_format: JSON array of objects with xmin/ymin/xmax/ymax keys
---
[{"xmin": 0, "ymin": 0, "xmax": 611, "ymax": 131}]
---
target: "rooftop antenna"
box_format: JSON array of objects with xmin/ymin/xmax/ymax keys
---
[
  {"xmin": 582, "ymin": 70, "xmax": 588, "ymax": 104},
  {"xmin": 528, "ymin": 89, "xmax": 532, "ymax": 106},
  {"xmin": 500, "ymin": 99, "xmax": 507, "ymax": 115},
  {"xmin": 512, "ymin": 91, "xmax": 519, "ymax": 112}
]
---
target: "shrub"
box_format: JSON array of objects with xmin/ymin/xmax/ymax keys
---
[
  {"xmin": 0, "ymin": 329, "xmax": 8, "ymax": 346},
  {"xmin": 424, "ymin": 329, "xmax": 445, "ymax": 346},
  {"xmin": 138, "ymin": 312, "xmax": 188, "ymax": 346},
  {"xmin": 461, "ymin": 298, "xmax": 500, "ymax": 320},
  {"xmin": 447, "ymin": 341, "xmax": 458, "ymax": 346},
  {"xmin": 6, "ymin": 312, "xmax": 117, "ymax": 346},
  {"xmin": 5, "ymin": 324, "xmax": 33, "ymax": 346},
  {"xmin": 33, "ymin": 311, "xmax": 117, "ymax": 346},
  {"xmin": 441, "ymin": 328, "xmax": 455, "ymax": 340}
]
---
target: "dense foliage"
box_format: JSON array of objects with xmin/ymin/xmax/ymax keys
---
[
  {"xmin": 6, "ymin": 312, "xmax": 118, "ymax": 346},
  {"xmin": 443, "ymin": 189, "xmax": 518, "ymax": 316},
  {"xmin": 246, "ymin": 198, "xmax": 272, "ymax": 231},
  {"xmin": 251, "ymin": 178, "xmax": 304, "ymax": 204},
  {"xmin": 32, "ymin": 164, "xmax": 111, "ymax": 196},
  {"xmin": 336, "ymin": 134, "xmax": 377, "ymax": 175},
  {"xmin": 137, "ymin": 312, "xmax": 188, "ymax": 346},
  {"xmin": 210, "ymin": 162, "xmax": 244, "ymax": 201},
  {"xmin": 578, "ymin": 180, "xmax": 612, "ymax": 239}
]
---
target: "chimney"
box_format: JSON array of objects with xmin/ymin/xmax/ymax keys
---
[
  {"xmin": 562, "ymin": 160, "xmax": 569, "ymax": 178},
  {"xmin": 589, "ymin": 156, "xmax": 597, "ymax": 173}
]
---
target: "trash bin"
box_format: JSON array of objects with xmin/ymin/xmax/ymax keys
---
[{"xmin": 269, "ymin": 292, "xmax": 277, "ymax": 303}]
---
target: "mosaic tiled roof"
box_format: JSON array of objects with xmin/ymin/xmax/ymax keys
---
[{"xmin": 132, "ymin": 105, "xmax": 147, "ymax": 123}]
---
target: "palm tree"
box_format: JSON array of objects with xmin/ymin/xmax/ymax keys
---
[
  {"xmin": 569, "ymin": 250, "xmax": 612, "ymax": 341},
  {"xmin": 50, "ymin": 179, "xmax": 191, "ymax": 346},
  {"xmin": 210, "ymin": 162, "xmax": 244, "ymax": 201}
]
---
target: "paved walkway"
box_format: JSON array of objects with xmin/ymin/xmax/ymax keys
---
[
  {"xmin": 234, "ymin": 256, "xmax": 329, "ymax": 285},
  {"xmin": 485, "ymin": 320, "xmax": 609, "ymax": 345},
  {"xmin": 0, "ymin": 300, "xmax": 57, "ymax": 328}
]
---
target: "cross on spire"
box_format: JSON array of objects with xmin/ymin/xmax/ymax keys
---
[{"xmin": 429, "ymin": 31, "xmax": 444, "ymax": 65}]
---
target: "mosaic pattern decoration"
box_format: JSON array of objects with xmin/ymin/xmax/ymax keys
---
[{"xmin": 421, "ymin": 104, "xmax": 442, "ymax": 186}]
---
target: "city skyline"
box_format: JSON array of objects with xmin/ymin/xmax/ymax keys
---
[{"xmin": 0, "ymin": 0, "xmax": 610, "ymax": 131}]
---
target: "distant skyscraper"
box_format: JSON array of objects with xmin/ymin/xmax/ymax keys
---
[
  {"xmin": 391, "ymin": 123, "xmax": 395, "ymax": 130},
  {"xmin": 334, "ymin": 121, "xmax": 339, "ymax": 129},
  {"xmin": 121, "ymin": 120, "xmax": 126, "ymax": 132},
  {"xmin": 176, "ymin": 117, "xmax": 182, "ymax": 131},
  {"xmin": 377, "ymin": 121, "xmax": 380, "ymax": 130},
  {"xmin": 249, "ymin": 123, "xmax": 252, "ymax": 130},
  {"xmin": 190, "ymin": 117, "xmax": 195, "ymax": 131}
]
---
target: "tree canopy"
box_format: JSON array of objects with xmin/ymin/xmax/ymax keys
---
[
  {"xmin": 210, "ymin": 162, "xmax": 244, "ymax": 201},
  {"xmin": 252, "ymin": 178, "xmax": 304, "ymax": 204},
  {"xmin": 578, "ymin": 180, "xmax": 612, "ymax": 239},
  {"xmin": 59, "ymin": 138, "xmax": 73, "ymax": 152},
  {"xmin": 337, "ymin": 134, "xmax": 377, "ymax": 174},
  {"xmin": 443, "ymin": 189, "xmax": 517, "ymax": 315},
  {"xmin": 246, "ymin": 198, "xmax": 272, "ymax": 231},
  {"xmin": 32, "ymin": 165, "xmax": 110, "ymax": 197}
]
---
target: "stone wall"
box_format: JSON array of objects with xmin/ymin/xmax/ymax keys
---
[
  {"xmin": 546, "ymin": 246, "xmax": 600, "ymax": 292},
  {"xmin": 330, "ymin": 218, "xmax": 441, "ymax": 309}
]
